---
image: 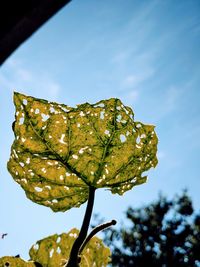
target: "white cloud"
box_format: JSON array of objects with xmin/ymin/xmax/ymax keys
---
[
  {"xmin": 0, "ymin": 58, "xmax": 61, "ymax": 100},
  {"xmin": 122, "ymin": 68, "xmax": 155, "ymax": 89},
  {"xmin": 17, "ymin": 68, "xmax": 33, "ymax": 82},
  {"xmin": 119, "ymin": 90, "xmax": 139, "ymax": 107},
  {"xmin": 147, "ymin": 84, "xmax": 186, "ymax": 123},
  {"xmin": 112, "ymin": 51, "xmax": 130, "ymax": 64},
  {"xmin": 123, "ymin": 75, "xmax": 138, "ymax": 87}
]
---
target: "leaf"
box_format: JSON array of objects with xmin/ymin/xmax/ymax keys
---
[
  {"xmin": 0, "ymin": 256, "xmax": 37, "ymax": 267},
  {"xmin": 29, "ymin": 228, "xmax": 111, "ymax": 267},
  {"xmin": 0, "ymin": 230, "xmax": 110, "ymax": 267},
  {"xmin": 8, "ymin": 92, "xmax": 158, "ymax": 211}
]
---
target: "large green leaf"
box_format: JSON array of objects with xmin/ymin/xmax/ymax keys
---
[
  {"xmin": 29, "ymin": 228, "xmax": 111, "ymax": 267},
  {"xmin": 8, "ymin": 92, "xmax": 158, "ymax": 211},
  {"xmin": 0, "ymin": 256, "xmax": 37, "ymax": 267}
]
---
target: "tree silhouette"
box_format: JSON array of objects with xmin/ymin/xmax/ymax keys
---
[{"xmin": 101, "ymin": 191, "xmax": 200, "ymax": 267}]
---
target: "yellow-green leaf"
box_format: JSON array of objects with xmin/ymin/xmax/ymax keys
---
[
  {"xmin": 8, "ymin": 92, "xmax": 158, "ymax": 211},
  {"xmin": 0, "ymin": 256, "xmax": 36, "ymax": 267},
  {"xmin": 29, "ymin": 228, "xmax": 111, "ymax": 267}
]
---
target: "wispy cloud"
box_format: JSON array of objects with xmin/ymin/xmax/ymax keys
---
[
  {"xmin": 164, "ymin": 86, "xmax": 180, "ymax": 112},
  {"xmin": 122, "ymin": 68, "xmax": 155, "ymax": 89},
  {"xmin": 120, "ymin": 90, "xmax": 139, "ymax": 106},
  {"xmin": 145, "ymin": 85, "xmax": 184, "ymax": 123},
  {"xmin": 0, "ymin": 58, "xmax": 61, "ymax": 100},
  {"xmin": 112, "ymin": 51, "xmax": 131, "ymax": 64}
]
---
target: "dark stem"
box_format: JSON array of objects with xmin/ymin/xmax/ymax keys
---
[
  {"xmin": 66, "ymin": 186, "xmax": 96, "ymax": 267},
  {"xmin": 79, "ymin": 219, "xmax": 117, "ymax": 255}
]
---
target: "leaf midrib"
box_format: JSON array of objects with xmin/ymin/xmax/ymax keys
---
[{"xmin": 16, "ymin": 96, "xmax": 90, "ymax": 187}]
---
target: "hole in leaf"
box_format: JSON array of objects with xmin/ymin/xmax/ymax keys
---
[
  {"xmin": 80, "ymin": 111, "xmax": 85, "ymax": 117},
  {"xmin": 13, "ymin": 149, "xmax": 18, "ymax": 158},
  {"xmin": 56, "ymin": 236, "xmax": 61, "ymax": 243},
  {"xmin": 49, "ymin": 248, "xmax": 54, "ymax": 258},
  {"xmin": 22, "ymin": 99, "xmax": 27, "ymax": 105},
  {"xmin": 41, "ymin": 167, "xmax": 46, "ymax": 173},
  {"xmin": 104, "ymin": 130, "xmax": 110, "ymax": 135},
  {"xmin": 122, "ymin": 106, "xmax": 129, "ymax": 114},
  {"xmin": 136, "ymin": 136, "xmax": 140, "ymax": 144},
  {"xmin": 120, "ymin": 134, "xmax": 126, "ymax": 143},
  {"xmin": 50, "ymin": 107, "xmax": 55, "ymax": 113},
  {"xmin": 116, "ymin": 115, "xmax": 122, "ymax": 122},
  {"xmin": 19, "ymin": 117, "xmax": 24, "ymax": 125},
  {"xmin": 94, "ymin": 103, "xmax": 105, "ymax": 108},
  {"xmin": 79, "ymin": 148, "xmax": 85, "ymax": 154},
  {"xmin": 41, "ymin": 113, "xmax": 50, "ymax": 122},
  {"xmin": 57, "ymin": 247, "xmax": 61, "ymax": 254},
  {"xmin": 33, "ymin": 244, "xmax": 39, "ymax": 250},
  {"xmin": 60, "ymin": 106, "xmax": 70, "ymax": 112},
  {"xmin": 59, "ymin": 134, "xmax": 67, "ymax": 144},
  {"xmin": 64, "ymin": 186, "xmax": 69, "ymax": 190},
  {"xmin": 35, "ymin": 187, "xmax": 43, "ymax": 192},
  {"xmin": 100, "ymin": 111, "xmax": 105, "ymax": 119},
  {"xmin": 45, "ymin": 185, "xmax": 51, "ymax": 190},
  {"xmin": 35, "ymin": 108, "xmax": 40, "ymax": 114},
  {"xmin": 141, "ymin": 133, "xmax": 146, "ymax": 138}
]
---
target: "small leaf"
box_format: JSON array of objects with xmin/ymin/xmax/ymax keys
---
[
  {"xmin": 29, "ymin": 228, "xmax": 111, "ymax": 267},
  {"xmin": 0, "ymin": 256, "xmax": 36, "ymax": 267},
  {"xmin": 8, "ymin": 93, "xmax": 158, "ymax": 211}
]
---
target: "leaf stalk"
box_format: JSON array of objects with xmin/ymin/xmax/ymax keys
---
[
  {"xmin": 66, "ymin": 186, "xmax": 96, "ymax": 267},
  {"xmin": 79, "ymin": 219, "xmax": 117, "ymax": 255}
]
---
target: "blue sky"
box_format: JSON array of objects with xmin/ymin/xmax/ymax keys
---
[{"xmin": 0, "ymin": 0, "xmax": 200, "ymax": 260}]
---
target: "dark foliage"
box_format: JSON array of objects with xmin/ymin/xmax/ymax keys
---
[{"xmin": 102, "ymin": 191, "xmax": 200, "ymax": 267}]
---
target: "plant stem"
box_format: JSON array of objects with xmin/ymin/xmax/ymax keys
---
[
  {"xmin": 79, "ymin": 219, "xmax": 117, "ymax": 255},
  {"xmin": 66, "ymin": 186, "xmax": 96, "ymax": 267}
]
